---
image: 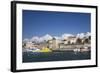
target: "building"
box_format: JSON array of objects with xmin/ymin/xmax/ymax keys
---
[
  {"xmin": 48, "ymin": 38, "xmax": 61, "ymax": 50},
  {"xmin": 23, "ymin": 35, "xmax": 91, "ymax": 51},
  {"xmin": 61, "ymin": 36, "xmax": 77, "ymax": 45},
  {"xmin": 23, "ymin": 42, "xmax": 39, "ymax": 49}
]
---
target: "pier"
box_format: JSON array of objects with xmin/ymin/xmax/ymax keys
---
[{"xmin": 52, "ymin": 44, "xmax": 90, "ymax": 52}]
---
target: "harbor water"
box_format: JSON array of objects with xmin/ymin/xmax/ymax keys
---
[{"xmin": 23, "ymin": 51, "xmax": 91, "ymax": 63}]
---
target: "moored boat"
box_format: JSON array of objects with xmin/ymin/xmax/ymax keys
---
[{"xmin": 32, "ymin": 47, "xmax": 52, "ymax": 52}]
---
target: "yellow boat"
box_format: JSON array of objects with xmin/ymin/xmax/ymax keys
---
[
  {"xmin": 40, "ymin": 47, "xmax": 52, "ymax": 52},
  {"xmin": 32, "ymin": 47, "xmax": 52, "ymax": 52}
]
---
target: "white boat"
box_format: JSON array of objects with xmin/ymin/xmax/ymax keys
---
[
  {"xmin": 32, "ymin": 48, "xmax": 40, "ymax": 52},
  {"xmin": 73, "ymin": 48, "xmax": 80, "ymax": 53}
]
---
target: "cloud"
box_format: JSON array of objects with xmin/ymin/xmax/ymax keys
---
[
  {"xmin": 76, "ymin": 33, "xmax": 85, "ymax": 39},
  {"xmin": 23, "ymin": 32, "xmax": 91, "ymax": 43},
  {"xmin": 86, "ymin": 32, "xmax": 91, "ymax": 36},
  {"xmin": 62, "ymin": 33, "xmax": 74, "ymax": 39},
  {"xmin": 41, "ymin": 34, "xmax": 53, "ymax": 41},
  {"xmin": 23, "ymin": 38, "xmax": 29, "ymax": 42},
  {"xmin": 76, "ymin": 32, "xmax": 91, "ymax": 38},
  {"xmin": 54, "ymin": 36, "xmax": 62, "ymax": 40},
  {"xmin": 29, "ymin": 34, "xmax": 53, "ymax": 43},
  {"xmin": 30, "ymin": 36, "xmax": 40, "ymax": 42}
]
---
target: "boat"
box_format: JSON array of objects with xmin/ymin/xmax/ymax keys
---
[
  {"xmin": 32, "ymin": 47, "xmax": 52, "ymax": 53},
  {"xmin": 73, "ymin": 48, "xmax": 80, "ymax": 54}
]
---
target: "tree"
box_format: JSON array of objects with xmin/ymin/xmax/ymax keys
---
[
  {"xmin": 76, "ymin": 38, "xmax": 82, "ymax": 44},
  {"xmin": 52, "ymin": 37, "xmax": 56, "ymax": 40},
  {"xmin": 68, "ymin": 41, "xmax": 71, "ymax": 45},
  {"xmin": 72, "ymin": 42, "xmax": 74, "ymax": 45},
  {"xmin": 88, "ymin": 36, "xmax": 91, "ymax": 40},
  {"xmin": 22, "ymin": 43, "xmax": 26, "ymax": 48},
  {"xmin": 88, "ymin": 36, "xmax": 91, "ymax": 44},
  {"xmin": 84, "ymin": 38, "xmax": 89, "ymax": 44},
  {"xmin": 46, "ymin": 40, "xmax": 49, "ymax": 43}
]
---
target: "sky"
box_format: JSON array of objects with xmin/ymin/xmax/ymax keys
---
[{"xmin": 22, "ymin": 10, "xmax": 91, "ymax": 39}]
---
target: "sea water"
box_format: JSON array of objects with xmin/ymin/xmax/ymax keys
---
[{"xmin": 23, "ymin": 51, "xmax": 91, "ymax": 63}]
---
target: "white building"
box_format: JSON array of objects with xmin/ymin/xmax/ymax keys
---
[
  {"xmin": 25, "ymin": 42, "xmax": 36, "ymax": 49},
  {"xmin": 62, "ymin": 37, "xmax": 77, "ymax": 44}
]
